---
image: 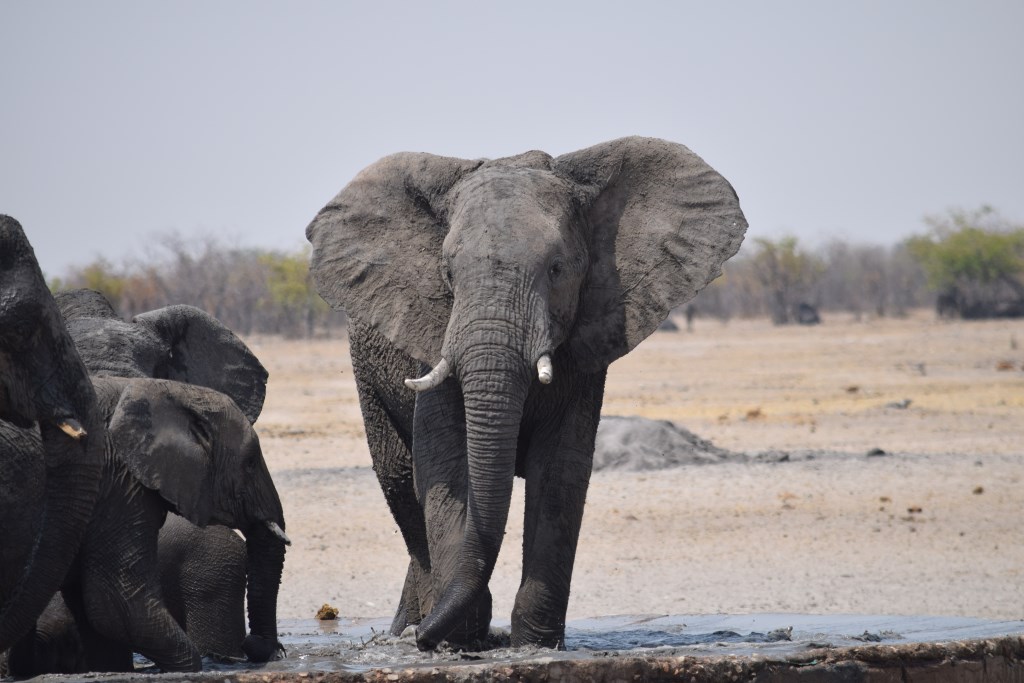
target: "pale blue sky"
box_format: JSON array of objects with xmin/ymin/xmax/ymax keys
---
[{"xmin": 2, "ymin": 1, "xmax": 1022, "ymax": 277}]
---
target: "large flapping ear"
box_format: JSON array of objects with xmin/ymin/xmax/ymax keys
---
[
  {"xmin": 108, "ymin": 379, "xmax": 215, "ymax": 526},
  {"xmin": 553, "ymin": 137, "xmax": 748, "ymax": 372},
  {"xmin": 132, "ymin": 305, "xmax": 268, "ymax": 424},
  {"xmin": 305, "ymin": 152, "xmax": 484, "ymax": 366}
]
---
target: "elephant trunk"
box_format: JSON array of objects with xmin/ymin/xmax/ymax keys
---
[
  {"xmin": 0, "ymin": 421, "xmax": 102, "ymax": 652},
  {"xmin": 415, "ymin": 339, "xmax": 531, "ymax": 651},
  {"xmin": 241, "ymin": 521, "xmax": 286, "ymax": 662},
  {"xmin": 240, "ymin": 468, "xmax": 287, "ymax": 663}
]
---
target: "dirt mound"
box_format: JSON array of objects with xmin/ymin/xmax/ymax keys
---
[{"xmin": 593, "ymin": 415, "xmax": 742, "ymax": 471}]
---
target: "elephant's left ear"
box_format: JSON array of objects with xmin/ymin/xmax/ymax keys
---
[
  {"xmin": 109, "ymin": 379, "xmax": 215, "ymax": 526},
  {"xmin": 553, "ymin": 137, "xmax": 747, "ymax": 372},
  {"xmin": 132, "ymin": 305, "xmax": 268, "ymax": 424}
]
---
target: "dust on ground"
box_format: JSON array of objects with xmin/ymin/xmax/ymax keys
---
[{"xmin": 247, "ymin": 310, "xmax": 1024, "ymax": 624}]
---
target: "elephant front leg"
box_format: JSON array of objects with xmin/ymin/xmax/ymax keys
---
[
  {"xmin": 81, "ymin": 488, "xmax": 202, "ymax": 672},
  {"xmin": 513, "ymin": 369, "xmax": 606, "ymax": 649},
  {"xmin": 82, "ymin": 560, "xmax": 201, "ymax": 672},
  {"xmin": 348, "ymin": 321, "xmax": 430, "ymax": 635}
]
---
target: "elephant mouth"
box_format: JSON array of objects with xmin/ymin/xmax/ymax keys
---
[{"xmin": 405, "ymin": 352, "xmax": 555, "ymax": 392}]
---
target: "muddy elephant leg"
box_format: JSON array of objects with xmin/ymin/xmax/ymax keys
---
[
  {"xmin": 513, "ymin": 369, "xmax": 606, "ymax": 649},
  {"xmin": 81, "ymin": 555, "xmax": 201, "ymax": 672},
  {"xmin": 412, "ymin": 378, "xmax": 492, "ymax": 647},
  {"xmin": 348, "ymin": 321, "xmax": 430, "ymax": 635},
  {"xmin": 80, "ymin": 490, "xmax": 201, "ymax": 672},
  {"xmin": 57, "ymin": 588, "xmax": 134, "ymax": 673}
]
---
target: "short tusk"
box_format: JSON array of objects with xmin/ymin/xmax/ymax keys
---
[
  {"xmin": 57, "ymin": 418, "xmax": 87, "ymax": 440},
  {"xmin": 404, "ymin": 358, "xmax": 451, "ymax": 392},
  {"xmin": 537, "ymin": 354, "xmax": 553, "ymax": 384},
  {"xmin": 266, "ymin": 521, "xmax": 291, "ymax": 546}
]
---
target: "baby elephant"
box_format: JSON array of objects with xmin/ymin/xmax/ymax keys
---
[{"xmin": 9, "ymin": 376, "xmax": 288, "ymax": 674}]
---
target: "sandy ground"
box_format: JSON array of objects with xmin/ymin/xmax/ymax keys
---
[{"xmin": 247, "ymin": 310, "xmax": 1024, "ymax": 626}]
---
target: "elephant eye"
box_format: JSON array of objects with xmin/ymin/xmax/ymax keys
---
[
  {"xmin": 441, "ymin": 264, "xmax": 454, "ymax": 290},
  {"xmin": 549, "ymin": 260, "xmax": 563, "ymax": 280}
]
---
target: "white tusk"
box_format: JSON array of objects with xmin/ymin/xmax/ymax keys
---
[
  {"xmin": 57, "ymin": 419, "xmax": 87, "ymax": 440},
  {"xmin": 537, "ymin": 354, "xmax": 553, "ymax": 384},
  {"xmin": 404, "ymin": 358, "xmax": 451, "ymax": 392},
  {"xmin": 266, "ymin": 521, "xmax": 291, "ymax": 546}
]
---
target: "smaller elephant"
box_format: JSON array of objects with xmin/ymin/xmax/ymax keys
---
[
  {"xmin": 8, "ymin": 376, "xmax": 289, "ymax": 674},
  {"xmin": 157, "ymin": 514, "xmax": 249, "ymax": 659},
  {"xmin": 55, "ymin": 289, "xmax": 279, "ymax": 662}
]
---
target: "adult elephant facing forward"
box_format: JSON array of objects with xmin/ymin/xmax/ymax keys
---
[{"xmin": 306, "ymin": 137, "xmax": 747, "ymax": 650}]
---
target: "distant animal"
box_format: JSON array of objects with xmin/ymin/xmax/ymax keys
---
[
  {"xmin": 307, "ymin": 136, "xmax": 747, "ymax": 650},
  {"xmin": 795, "ymin": 302, "xmax": 820, "ymax": 325}
]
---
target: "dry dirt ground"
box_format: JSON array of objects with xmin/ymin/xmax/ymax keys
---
[{"xmin": 249, "ymin": 310, "xmax": 1024, "ymax": 626}]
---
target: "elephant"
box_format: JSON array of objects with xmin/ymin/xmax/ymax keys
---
[
  {"xmin": 7, "ymin": 375, "xmax": 289, "ymax": 674},
  {"xmin": 306, "ymin": 136, "xmax": 747, "ymax": 650},
  {"xmin": 5, "ymin": 289, "xmax": 286, "ymax": 673},
  {"xmin": 0, "ymin": 216, "xmax": 104, "ymax": 660},
  {"xmin": 53, "ymin": 287, "xmax": 268, "ymax": 423}
]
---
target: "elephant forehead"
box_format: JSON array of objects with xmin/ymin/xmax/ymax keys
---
[
  {"xmin": 452, "ymin": 168, "xmax": 572, "ymax": 218},
  {"xmin": 447, "ymin": 169, "xmax": 573, "ymax": 243},
  {"xmin": 68, "ymin": 318, "xmax": 168, "ymax": 377}
]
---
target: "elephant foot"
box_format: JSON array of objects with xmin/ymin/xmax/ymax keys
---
[
  {"xmin": 511, "ymin": 611, "xmax": 567, "ymax": 650},
  {"xmin": 242, "ymin": 633, "xmax": 286, "ymax": 662}
]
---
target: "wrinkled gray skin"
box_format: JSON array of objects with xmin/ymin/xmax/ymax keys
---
[
  {"xmin": 8, "ymin": 376, "xmax": 287, "ymax": 674},
  {"xmin": 307, "ymin": 137, "xmax": 748, "ymax": 650},
  {"xmin": 157, "ymin": 515, "xmax": 249, "ymax": 660},
  {"xmin": 0, "ymin": 216, "xmax": 104, "ymax": 662},
  {"xmin": 8, "ymin": 290, "xmax": 285, "ymax": 674}
]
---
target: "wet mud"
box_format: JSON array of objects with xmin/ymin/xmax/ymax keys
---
[{"xmin": 29, "ymin": 614, "xmax": 1024, "ymax": 682}]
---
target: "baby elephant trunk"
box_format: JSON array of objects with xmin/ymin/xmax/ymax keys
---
[{"xmin": 240, "ymin": 461, "xmax": 289, "ymax": 663}]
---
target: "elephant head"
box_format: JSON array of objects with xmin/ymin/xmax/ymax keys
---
[
  {"xmin": 306, "ymin": 137, "xmax": 747, "ymax": 648},
  {"xmin": 102, "ymin": 377, "xmax": 289, "ymax": 661},
  {"xmin": 0, "ymin": 216, "xmax": 103, "ymax": 652},
  {"xmin": 56, "ymin": 289, "xmax": 268, "ymax": 424}
]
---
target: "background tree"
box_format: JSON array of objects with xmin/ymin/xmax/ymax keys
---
[
  {"xmin": 749, "ymin": 236, "xmax": 824, "ymax": 324},
  {"xmin": 55, "ymin": 233, "xmax": 343, "ymax": 338},
  {"xmin": 906, "ymin": 206, "xmax": 1024, "ymax": 319}
]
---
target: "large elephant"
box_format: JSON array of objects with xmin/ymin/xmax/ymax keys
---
[
  {"xmin": 8, "ymin": 376, "xmax": 289, "ymax": 674},
  {"xmin": 0, "ymin": 216, "xmax": 104, "ymax": 658},
  {"xmin": 306, "ymin": 136, "xmax": 747, "ymax": 649}
]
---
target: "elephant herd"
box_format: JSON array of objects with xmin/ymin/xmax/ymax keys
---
[{"xmin": 0, "ymin": 136, "xmax": 747, "ymax": 674}]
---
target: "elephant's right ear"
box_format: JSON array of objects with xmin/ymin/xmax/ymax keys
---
[
  {"xmin": 306, "ymin": 153, "xmax": 484, "ymax": 366},
  {"xmin": 108, "ymin": 380, "xmax": 215, "ymax": 526},
  {"xmin": 133, "ymin": 305, "xmax": 268, "ymax": 424}
]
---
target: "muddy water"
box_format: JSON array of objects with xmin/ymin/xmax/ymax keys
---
[{"xmin": 185, "ymin": 613, "xmax": 1024, "ymax": 678}]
